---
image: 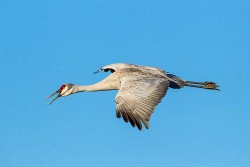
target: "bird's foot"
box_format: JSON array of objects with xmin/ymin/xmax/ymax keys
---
[{"xmin": 204, "ymin": 82, "xmax": 220, "ymax": 91}]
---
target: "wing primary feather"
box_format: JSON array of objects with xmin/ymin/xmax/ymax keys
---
[
  {"xmin": 121, "ymin": 111, "xmax": 129, "ymax": 123},
  {"xmin": 116, "ymin": 110, "xmax": 121, "ymax": 118},
  {"xmin": 132, "ymin": 111, "xmax": 142, "ymax": 131},
  {"xmin": 127, "ymin": 111, "xmax": 136, "ymax": 127},
  {"xmin": 135, "ymin": 111, "xmax": 149, "ymax": 129}
]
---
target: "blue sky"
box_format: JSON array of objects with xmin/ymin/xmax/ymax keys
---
[{"xmin": 0, "ymin": 0, "xmax": 250, "ymax": 167}]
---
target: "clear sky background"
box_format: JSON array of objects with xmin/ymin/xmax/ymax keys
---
[{"xmin": 0, "ymin": 0, "xmax": 249, "ymax": 167}]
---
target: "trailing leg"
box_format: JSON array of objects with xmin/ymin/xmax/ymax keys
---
[{"xmin": 186, "ymin": 81, "xmax": 220, "ymax": 91}]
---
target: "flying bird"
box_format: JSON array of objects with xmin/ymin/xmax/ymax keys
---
[{"xmin": 47, "ymin": 63, "xmax": 219, "ymax": 130}]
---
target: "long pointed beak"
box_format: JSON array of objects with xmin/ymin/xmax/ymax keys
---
[{"xmin": 47, "ymin": 90, "xmax": 61, "ymax": 105}]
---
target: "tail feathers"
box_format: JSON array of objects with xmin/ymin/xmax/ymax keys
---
[{"xmin": 166, "ymin": 74, "xmax": 186, "ymax": 89}]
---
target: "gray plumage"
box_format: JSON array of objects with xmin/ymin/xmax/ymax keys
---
[{"xmin": 47, "ymin": 63, "xmax": 219, "ymax": 130}]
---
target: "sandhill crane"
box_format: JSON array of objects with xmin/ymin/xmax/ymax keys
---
[{"xmin": 47, "ymin": 63, "xmax": 219, "ymax": 130}]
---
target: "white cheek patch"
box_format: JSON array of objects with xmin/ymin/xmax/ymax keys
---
[
  {"xmin": 61, "ymin": 88, "xmax": 68, "ymax": 95},
  {"xmin": 61, "ymin": 87, "xmax": 73, "ymax": 96}
]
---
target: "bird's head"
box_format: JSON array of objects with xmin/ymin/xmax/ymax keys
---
[{"xmin": 47, "ymin": 83, "xmax": 74, "ymax": 104}]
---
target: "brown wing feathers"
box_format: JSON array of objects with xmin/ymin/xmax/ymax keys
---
[{"xmin": 115, "ymin": 77, "xmax": 168, "ymax": 130}]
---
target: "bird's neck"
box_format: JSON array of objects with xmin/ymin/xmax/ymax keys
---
[{"xmin": 73, "ymin": 78, "xmax": 120, "ymax": 93}]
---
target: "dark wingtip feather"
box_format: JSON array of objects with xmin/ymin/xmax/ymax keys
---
[
  {"xmin": 121, "ymin": 111, "xmax": 129, "ymax": 123},
  {"xmin": 116, "ymin": 111, "xmax": 121, "ymax": 118},
  {"xmin": 127, "ymin": 112, "xmax": 136, "ymax": 127},
  {"xmin": 132, "ymin": 112, "xmax": 142, "ymax": 130}
]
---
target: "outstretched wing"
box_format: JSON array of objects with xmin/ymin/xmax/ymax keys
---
[{"xmin": 115, "ymin": 76, "xmax": 169, "ymax": 130}]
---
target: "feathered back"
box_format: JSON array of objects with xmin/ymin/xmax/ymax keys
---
[{"xmin": 100, "ymin": 63, "xmax": 166, "ymax": 76}]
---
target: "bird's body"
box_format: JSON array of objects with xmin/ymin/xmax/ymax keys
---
[{"xmin": 47, "ymin": 63, "xmax": 219, "ymax": 130}]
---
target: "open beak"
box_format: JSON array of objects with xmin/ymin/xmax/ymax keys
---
[{"xmin": 47, "ymin": 90, "xmax": 61, "ymax": 105}]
